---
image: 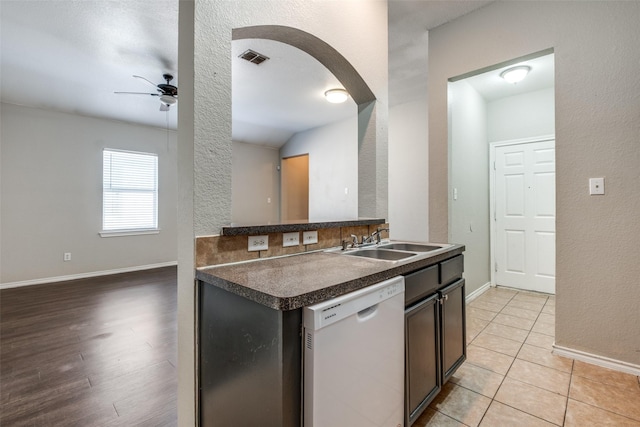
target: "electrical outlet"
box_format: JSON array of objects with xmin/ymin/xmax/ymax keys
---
[
  {"xmin": 283, "ymin": 232, "xmax": 300, "ymax": 247},
  {"xmin": 303, "ymin": 231, "xmax": 318, "ymax": 245},
  {"xmin": 63, "ymin": 252, "xmax": 71, "ymax": 261},
  {"xmin": 248, "ymin": 235, "xmax": 268, "ymax": 251},
  {"xmin": 589, "ymin": 177, "xmax": 605, "ymax": 195}
]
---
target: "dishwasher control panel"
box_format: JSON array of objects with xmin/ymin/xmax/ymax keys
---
[{"xmin": 303, "ymin": 276, "xmax": 405, "ymax": 330}]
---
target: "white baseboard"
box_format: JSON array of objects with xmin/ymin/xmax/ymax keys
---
[
  {"xmin": 466, "ymin": 282, "xmax": 491, "ymax": 304},
  {"xmin": 553, "ymin": 344, "xmax": 640, "ymax": 377},
  {"xmin": 0, "ymin": 261, "xmax": 178, "ymax": 290}
]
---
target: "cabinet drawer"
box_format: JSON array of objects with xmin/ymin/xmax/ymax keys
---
[
  {"xmin": 440, "ymin": 255, "xmax": 464, "ymax": 286},
  {"xmin": 404, "ymin": 264, "xmax": 439, "ymax": 306}
]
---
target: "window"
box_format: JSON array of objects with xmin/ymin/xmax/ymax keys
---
[{"xmin": 102, "ymin": 149, "xmax": 158, "ymax": 236}]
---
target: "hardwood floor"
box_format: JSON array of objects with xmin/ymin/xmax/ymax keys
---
[{"xmin": 1, "ymin": 267, "xmax": 177, "ymax": 426}]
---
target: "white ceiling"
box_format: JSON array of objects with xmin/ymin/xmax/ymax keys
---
[
  {"xmin": 1, "ymin": 1, "xmax": 179, "ymax": 129},
  {"xmin": 232, "ymin": 38, "xmax": 356, "ymax": 148},
  {"xmin": 463, "ymin": 54, "xmax": 555, "ymax": 102},
  {"xmin": 1, "ymin": 0, "xmax": 552, "ymax": 143}
]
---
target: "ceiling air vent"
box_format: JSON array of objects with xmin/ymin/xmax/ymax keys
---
[{"xmin": 239, "ymin": 49, "xmax": 270, "ymax": 65}]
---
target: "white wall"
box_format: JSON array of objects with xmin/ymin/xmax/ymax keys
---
[
  {"xmin": 487, "ymin": 87, "xmax": 555, "ymax": 142},
  {"xmin": 428, "ymin": 1, "xmax": 640, "ymax": 367},
  {"xmin": 388, "ymin": 100, "xmax": 429, "ymax": 242},
  {"xmin": 449, "ymin": 80, "xmax": 490, "ymax": 295},
  {"xmin": 0, "ymin": 103, "xmax": 178, "ymax": 285},
  {"xmin": 280, "ymin": 116, "xmax": 358, "ymax": 221},
  {"xmin": 232, "ymin": 141, "xmax": 280, "ymax": 224}
]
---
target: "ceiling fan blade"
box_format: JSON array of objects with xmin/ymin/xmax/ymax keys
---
[
  {"xmin": 160, "ymin": 103, "xmax": 170, "ymax": 112},
  {"xmin": 133, "ymin": 75, "xmax": 161, "ymax": 91},
  {"xmin": 114, "ymin": 91, "xmax": 159, "ymax": 96}
]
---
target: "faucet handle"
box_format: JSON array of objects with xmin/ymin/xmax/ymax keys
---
[{"xmin": 373, "ymin": 227, "xmax": 390, "ymax": 244}]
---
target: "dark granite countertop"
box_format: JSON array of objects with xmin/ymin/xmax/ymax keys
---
[
  {"xmin": 196, "ymin": 243, "xmax": 465, "ymax": 311},
  {"xmin": 220, "ymin": 218, "xmax": 386, "ymax": 236}
]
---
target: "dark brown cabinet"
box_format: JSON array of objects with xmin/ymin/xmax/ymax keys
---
[
  {"xmin": 405, "ymin": 293, "xmax": 441, "ymax": 418},
  {"xmin": 405, "ymin": 255, "xmax": 466, "ymax": 426},
  {"xmin": 440, "ymin": 278, "xmax": 466, "ymax": 383}
]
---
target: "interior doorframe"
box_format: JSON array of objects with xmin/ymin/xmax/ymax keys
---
[
  {"xmin": 489, "ymin": 134, "xmax": 556, "ymax": 287},
  {"xmin": 280, "ymin": 153, "xmax": 310, "ymax": 221}
]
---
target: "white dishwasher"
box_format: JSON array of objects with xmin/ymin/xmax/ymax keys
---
[{"xmin": 303, "ymin": 276, "xmax": 405, "ymax": 427}]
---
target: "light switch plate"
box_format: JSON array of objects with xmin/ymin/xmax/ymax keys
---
[
  {"xmin": 248, "ymin": 235, "xmax": 268, "ymax": 251},
  {"xmin": 283, "ymin": 232, "xmax": 300, "ymax": 247},
  {"xmin": 589, "ymin": 177, "xmax": 605, "ymax": 195},
  {"xmin": 303, "ymin": 231, "xmax": 318, "ymax": 245}
]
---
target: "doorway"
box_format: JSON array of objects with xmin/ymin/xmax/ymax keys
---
[
  {"xmin": 490, "ymin": 138, "xmax": 556, "ymax": 294},
  {"xmin": 281, "ymin": 154, "xmax": 309, "ymax": 221},
  {"xmin": 448, "ymin": 51, "xmax": 555, "ymax": 297}
]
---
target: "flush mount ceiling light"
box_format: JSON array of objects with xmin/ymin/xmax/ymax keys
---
[
  {"xmin": 500, "ymin": 66, "xmax": 531, "ymax": 83},
  {"xmin": 160, "ymin": 94, "xmax": 177, "ymax": 105},
  {"xmin": 324, "ymin": 88, "xmax": 349, "ymax": 103}
]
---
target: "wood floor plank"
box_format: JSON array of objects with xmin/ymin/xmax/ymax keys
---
[{"xmin": 0, "ymin": 266, "xmax": 177, "ymax": 425}]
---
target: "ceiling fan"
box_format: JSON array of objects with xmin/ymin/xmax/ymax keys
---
[{"xmin": 115, "ymin": 74, "xmax": 178, "ymax": 111}]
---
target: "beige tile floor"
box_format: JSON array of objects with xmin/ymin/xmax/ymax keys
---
[{"xmin": 415, "ymin": 287, "xmax": 640, "ymax": 427}]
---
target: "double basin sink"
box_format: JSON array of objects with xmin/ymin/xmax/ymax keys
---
[{"xmin": 327, "ymin": 242, "xmax": 451, "ymax": 262}]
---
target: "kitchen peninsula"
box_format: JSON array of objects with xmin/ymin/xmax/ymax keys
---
[{"xmin": 197, "ymin": 233, "xmax": 464, "ymax": 426}]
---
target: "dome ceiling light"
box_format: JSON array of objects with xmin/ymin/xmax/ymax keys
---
[
  {"xmin": 500, "ymin": 66, "xmax": 531, "ymax": 84},
  {"xmin": 324, "ymin": 88, "xmax": 349, "ymax": 103}
]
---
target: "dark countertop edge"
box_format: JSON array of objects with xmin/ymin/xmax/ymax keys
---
[
  {"xmin": 220, "ymin": 218, "xmax": 386, "ymax": 236},
  {"xmin": 197, "ymin": 244, "xmax": 465, "ymax": 311}
]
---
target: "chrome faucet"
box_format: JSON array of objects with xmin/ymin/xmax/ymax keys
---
[
  {"xmin": 341, "ymin": 229, "xmax": 389, "ymax": 250},
  {"xmin": 341, "ymin": 234, "xmax": 360, "ymax": 250},
  {"xmin": 370, "ymin": 227, "xmax": 390, "ymax": 244}
]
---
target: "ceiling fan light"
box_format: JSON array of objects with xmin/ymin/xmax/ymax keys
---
[
  {"xmin": 160, "ymin": 94, "xmax": 177, "ymax": 105},
  {"xmin": 324, "ymin": 88, "xmax": 349, "ymax": 103},
  {"xmin": 500, "ymin": 66, "xmax": 531, "ymax": 84}
]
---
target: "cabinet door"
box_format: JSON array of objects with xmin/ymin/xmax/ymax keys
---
[
  {"xmin": 440, "ymin": 279, "xmax": 466, "ymax": 383},
  {"xmin": 405, "ymin": 293, "xmax": 440, "ymax": 425}
]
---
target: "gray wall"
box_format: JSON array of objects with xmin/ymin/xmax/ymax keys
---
[
  {"xmin": 280, "ymin": 116, "xmax": 358, "ymax": 221},
  {"xmin": 388, "ymin": 100, "xmax": 429, "ymax": 242},
  {"xmin": 449, "ymin": 80, "xmax": 489, "ymax": 296},
  {"xmin": 429, "ymin": 1, "xmax": 640, "ymax": 365},
  {"xmin": 232, "ymin": 141, "xmax": 280, "ymax": 224},
  {"xmin": 0, "ymin": 103, "xmax": 178, "ymax": 285}
]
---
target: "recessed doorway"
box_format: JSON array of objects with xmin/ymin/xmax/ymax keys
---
[
  {"xmin": 281, "ymin": 154, "xmax": 309, "ymax": 221},
  {"xmin": 448, "ymin": 51, "xmax": 555, "ymax": 295}
]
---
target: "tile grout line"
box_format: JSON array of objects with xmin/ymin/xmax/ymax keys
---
[
  {"xmin": 466, "ymin": 290, "xmax": 567, "ymax": 426},
  {"xmin": 483, "ymin": 291, "xmax": 538, "ymax": 424},
  {"xmin": 562, "ymin": 361, "xmax": 575, "ymax": 426},
  {"xmin": 460, "ymin": 290, "xmax": 524, "ymax": 426},
  {"xmin": 455, "ymin": 289, "xmax": 572, "ymax": 426}
]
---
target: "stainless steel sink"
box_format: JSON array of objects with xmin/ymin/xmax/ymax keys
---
[
  {"xmin": 342, "ymin": 248, "xmax": 418, "ymax": 261},
  {"xmin": 378, "ymin": 243, "xmax": 444, "ymax": 252}
]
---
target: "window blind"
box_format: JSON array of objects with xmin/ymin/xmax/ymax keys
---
[{"xmin": 102, "ymin": 149, "xmax": 158, "ymax": 232}]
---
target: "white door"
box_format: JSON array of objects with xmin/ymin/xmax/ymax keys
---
[{"xmin": 493, "ymin": 139, "xmax": 555, "ymax": 294}]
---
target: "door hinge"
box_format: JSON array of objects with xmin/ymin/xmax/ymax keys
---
[
  {"xmin": 494, "ymin": 262, "xmax": 498, "ymax": 272},
  {"xmin": 493, "ymin": 161, "xmax": 496, "ymax": 170}
]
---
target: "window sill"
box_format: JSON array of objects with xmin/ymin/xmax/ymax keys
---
[{"xmin": 99, "ymin": 229, "xmax": 160, "ymax": 238}]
